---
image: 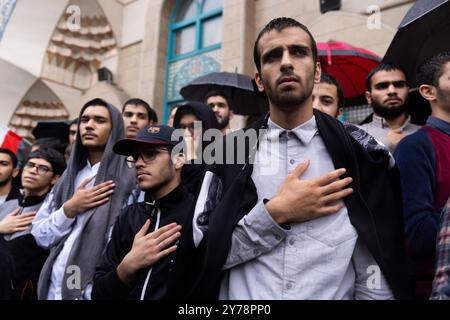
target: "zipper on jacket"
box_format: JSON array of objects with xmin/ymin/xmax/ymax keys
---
[{"xmin": 140, "ymin": 205, "xmax": 160, "ymax": 300}]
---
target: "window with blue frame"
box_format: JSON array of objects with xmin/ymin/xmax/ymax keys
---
[{"xmin": 163, "ymin": 0, "xmax": 223, "ymax": 123}]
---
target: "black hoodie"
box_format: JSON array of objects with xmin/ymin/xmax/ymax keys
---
[{"xmin": 174, "ymin": 101, "xmax": 219, "ymax": 196}]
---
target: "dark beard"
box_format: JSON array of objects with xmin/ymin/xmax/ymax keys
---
[
  {"xmin": 142, "ymin": 161, "xmax": 174, "ymax": 194},
  {"xmin": 371, "ymin": 100, "xmax": 407, "ymax": 120},
  {"xmin": 262, "ymin": 72, "xmax": 313, "ymax": 110},
  {"xmin": 217, "ymin": 115, "xmax": 230, "ymax": 130},
  {"xmin": 0, "ymin": 176, "xmax": 12, "ymax": 188},
  {"xmin": 436, "ymin": 86, "xmax": 450, "ymax": 110}
]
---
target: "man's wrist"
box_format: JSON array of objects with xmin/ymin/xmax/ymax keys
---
[
  {"xmin": 63, "ymin": 200, "xmax": 77, "ymax": 218},
  {"xmin": 117, "ymin": 258, "xmax": 135, "ymax": 285},
  {"xmin": 264, "ymin": 198, "xmax": 286, "ymax": 224}
]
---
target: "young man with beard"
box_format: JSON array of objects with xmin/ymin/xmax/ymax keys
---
[
  {"xmin": 31, "ymin": 98, "xmax": 135, "ymax": 300},
  {"xmin": 0, "ymin": 147, "xmax": 66, "ymax": 300},
  {"xmin": 359, "ymin": 63, "xmax": 419, "ymax": 153},
  {"xmin": 122, "ymin": 98, "xmax": 158, "ymax": 138},
  {"xmin": 395, "ymin": 51, "xmax": 450, "ymax": 299},
  {"xmin": 0, "ymin": 148, "xmax": 20, "ymax": 205},
  {"xmin": 92, "ymin": 125, "xmax": 194, "ymax": 300},
  {"xmin": 187, "ymin": 17, "xmax": 412, "ymax": 300},
  {"xmin": 206, "ymin": 90, "xmax": 234, "ymax": 134}
]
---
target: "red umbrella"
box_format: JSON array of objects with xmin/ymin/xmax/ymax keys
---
[{"xmin": 317, "ymin": 41, "xmax": 381, "ymax": 98}]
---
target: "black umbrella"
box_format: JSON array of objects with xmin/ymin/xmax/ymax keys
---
[
  {"xmin": 383, "ymin": 0, "xmax": 450, "ymax": 88},
  {"xmin": 32, "ymin": 120, "xmax": 71, "ymax": 144},
  {"xmin": 180, "ymin": 71, "xmax": 268, "ymax": 115}
]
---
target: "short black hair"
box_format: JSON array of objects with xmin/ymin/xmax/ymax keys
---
[
  {"xmin": 70, "ymin": 118, "xmax": 78, "ymax": 126},
  {"xmin": 205, "ymin": 90, "xmax": 233, "ymax": 110},
  {"xmin": 26, "ymin": 147, "xmax": 66, "ymax": 176},
  {"xmin": 417, "ymin": 51, "xmax": 450, "ymax": 87},
  {"xmin": 173, "ymin": 105, "xmax": 198, "ymax": 129},
  {"xmin": 0, "ymin": 148, "xmax": 18, "ymax": 168},
  {"xmin": 366, "ymin": 63, "xmax": 408, "ymax": 91},
  {"xmin": 32, "ymin": 137, "xmax": 65, "ymax": 155},
  {"xmin": 319, "ymin": 73, "xmax": 345, "ymax": 109},
  {"xmin": 123, "ymin": 98, "xmax": 158, "ymax": 123},
  {"xmin": 253, "ymin": 17, "xmax": 317, "ymax": 74},
  {"xmin": 82, "ymin": 98, "xmax": 109, "ymax": 110}
]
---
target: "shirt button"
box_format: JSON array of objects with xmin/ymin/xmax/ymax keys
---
[
  {"xmin": 289, "ymin": 238, "xmax": 295, "ymax": 246},
  {"xmin": 289, "ymin": 159, "xmax": 295, "ymax": 165},
  {"xmin": 275, "ymin": 234, "xmax": 281, "ymax": 240},
  {"xmin": 253, "ymin": 249, "xmax": 260, "ymax": 255},
  {"xmin": 286, "ymin": 283, "xmax": 293, "ymax": 290}
]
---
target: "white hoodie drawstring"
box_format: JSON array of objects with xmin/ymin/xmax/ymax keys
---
[{"xmin": 140, "ymin": 204, "xmax": 160, "ymax": 300}]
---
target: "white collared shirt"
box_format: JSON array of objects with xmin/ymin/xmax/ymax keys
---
[
  {"xmin": 32, "ymin": 161, "xmax": 100, "ymax": 300},
  {"xmin": 219, "ymin": 116, "xmax": 394, "ymax": 300}
]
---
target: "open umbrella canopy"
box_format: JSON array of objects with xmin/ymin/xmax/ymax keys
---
[
  {"xmin": 383, "ymin": 0, "xmax": 450, "ymax": 88},
  {"xmin": 317, "ymin": 41, "xmax": 381, "ymax": 99},
  {"xmin": 180, "ymin": 71, "xmax": 267, "ymax": 115},
  {"xmin": 32, "ymin": 120, "xmax": 70, "ymax": 144}
]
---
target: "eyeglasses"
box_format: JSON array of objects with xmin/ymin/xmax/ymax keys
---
[
  {"xmin": 24, "ymin": 161, "xmax": 52, "ymax": 175},
  {"xmin": 126, "ymin": 148, "xmax": 170, "ymax": 166}
]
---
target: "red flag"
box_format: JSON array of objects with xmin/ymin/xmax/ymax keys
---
[{"xmin": 0, "ymin": 125, "xmax": 23, "ymax": 153}]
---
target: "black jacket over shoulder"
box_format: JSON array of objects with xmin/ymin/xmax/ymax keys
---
[
  {"xmin": 184, "ymin": 110, "xmax": 413, "ymax": 300},
  {"xmin": 92, "ymin": 185, "xmax": 195, "ymax": 300}
]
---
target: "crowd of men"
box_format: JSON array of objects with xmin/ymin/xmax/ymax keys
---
[{"xmin": 0, "ymin": 17, "xmax": 449, "ymax": 301}]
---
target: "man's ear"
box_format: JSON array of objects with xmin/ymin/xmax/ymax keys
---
[
  {"xmin": 365, "ymin": 91, "xmax": 372, "ymax": 105},
  {"xmin": 51, "ymin": 174, "xmax": 61, "ymax": 186},
  {"xmin": 419, "ymin": 84, "xmax": 436, "ymax": 102},
  {"xmin": 314, "ymin": 62, "xmax": 321, "ymax": 83},
  {"xmin": 174, "ymin": 153, "xmax": 185, "ymax": 170},
  {"xmin": 12, "ymin": 168, "xmax": 19, "ymax": 179},
  {"xmin": 255, "ymin": 72, "xmax": 265, "ymax": 93}
]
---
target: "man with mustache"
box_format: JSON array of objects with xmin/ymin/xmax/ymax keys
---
[
  {"xmin": 359, "ymin": 63, "xmax": 419, "ymax": 153},
  {"xmin": 187, "ymin": 17, "xmax": 412, "ymax": 300},
  {"xmin": 122, "ymin": 98, "xmax": 158, "ymax": 138},
  {"xmin": 206, "ymin": 90, "xmax": 234, "ymax": 134},
  {"xmin": 31, "ymin": 98, "xmax": 135, "ymax": 300},
  {"xmin": 92, "ymin": 125, "xmax": 194, "ymax": 300}
]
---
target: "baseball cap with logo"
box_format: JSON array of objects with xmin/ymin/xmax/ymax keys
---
[{"xmin": 113, "ymin": 125, "xmax": 184, "ymax": 156}]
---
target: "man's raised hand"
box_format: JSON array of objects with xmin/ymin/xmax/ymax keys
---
[
  {"xmin": 63, "ymin": 176, "xmax": 115, "ymax": 218},
  {"xmin": 265, "ymin": 160, "xmax": 353, "ymax": 224}
]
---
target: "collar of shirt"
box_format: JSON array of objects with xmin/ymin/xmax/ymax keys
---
[
  {"xmin": 86, "ymin": 160, "xmax": 100, "ymax": 171},
  {"xmin": 267, "ymin": 116, "xmax": 318, "ymax": 146},
  {"xmin": 427, "ymin": 115, "xmax": 450, "ymax": 135},
  {"xmin": 76, "ymin": 160, "xmax": 101, "ymax": 188},
  {"xmin": 372, "ymin": 114, "xmax": 412, "ymax": 131}
]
